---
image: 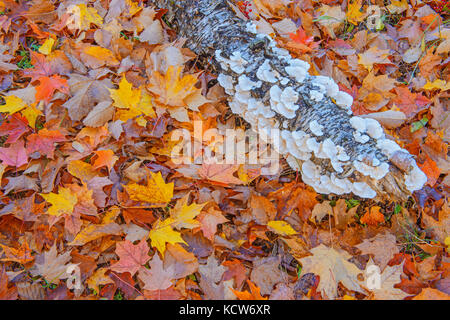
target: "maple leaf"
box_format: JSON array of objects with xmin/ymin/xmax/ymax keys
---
[
  {"xmin": 170, "ymin": 194, "xmax": 205, "ymax": 229},
  {"xmin": 69, "ymin": 207, "xmax": 122, "ymax": 246},
  {"xmin": 149, "ymin": 218, "xmax": 187, "ymax": 255},
  {"xmin": 267, "ymin": 220, "xmax": 297, "ymax": 236},
  {"xmin": 92, "ymin": 149, "xmax": 118, "ymax": 171},
  {"xmin": 197, "ymin": 207, "xmax": 228, "ymax": 241},
  {"xmin": 26, "ymin": 128, "xmax": 66, "ymax": 159},
  {"xmin": 0, "ymin": 43, "xmax": 17, "ymax": 72},
  {"xmin": 0, "ymin": 266, "xmax": 17, "ymax": 300},
  {"xmin": 137, "ymin": 253, "xmax": 174, "ymax": 291},
  {"xmin": 317, "ymin": 5, "xmax": 346, "ymax": 38},
  {"xmin": 124, "ymin": 171, "xmax": 174, "ymax": 206},
  {"xmin": 110, "ymin": 76, "xmax": 142, "ymax": 110},
  {"xmin": 0, "ymin": 95, "xmax": 27, "ymax": 115},
  {"xmin": 364, "ymin": 260, "xmax": 409, "ymax": 300},
  {"xmin": 356, "ymin": 232, "xmax": 399, "ymax": 270},
  {"xmin": 41, "ymin": 187, "xmax": 78, "ymax": 217},
  {"xmin": 417, "ymin": 153, "xmax": 440, "ymax": 187},
  {"xmin": 250, "ymin": 257, "xmax": 285, "ymax": 296},
  {"xmin": 0, "ymin": 241, "xmax": 34, "ymax": 264},
  {"xmin": 286, "ymin": 27, "xmax": 320, "ymax": 53},
  {"xmin": 232, "ymin": 280, "xmax": 268, "ymax": 300},
  {"xmin": 164, "ymin": 243, "xmax": 199, "ymax": 279},
  {"xmin": 198, "ymin": 255, "xmax": 235, "ymax": 300},
  {"xmin": 30, "ymin": 244, "xmax": 73, "ymax": 283},
  {"xmin": 110, "ymin": 240, "xmax": 150, "ymax": 276},
  {"xmin": 358, "ymin": 47, "xmax": 392, "ymax": 71},
  {"xmin": 0, "ymin": 140, "xmax": 28, "ymax": 167},
  {"xmin": 346, "ymin": 0, "xmax": 365, "ymax": 25},
  {"xmin": 81, "ymin": 46, "xmax": 119, "ymax": 69},
  {"xmin": 87, "ymin": 268, "xmax": 114, "ymax": 294},
  {"xmin": 423, "ymin": 79, "xmax": 450, "ymax": 92},
  {"xmin": 63, "ymin": 74, "xmax": 113, "ymax": 122},
  {"xmin": 412, "ymin": 288, "xmax": 450, "ymax": 300},
  {"xmin": 392, "ymin": 86, "xmax": 430, "ymax": 118},
  {"xmin": 360, "ymin": 206, "xmax": 385, "ymax": 226},
  {"xmin": 35, "ymin": 75, "xmax": 69, "ymax": 103},
  {"xmin": 148, "ymin": 65, "xmax": 200, "ymax": 107},
  {"xmin": 68, "ymin": 3, "xmax": 103, "ymax": 31},
  {"xmin": 198, "ymin": 163, "xmax": 244, "ymax": 185},
  {"xmin": 298, "ymin": 244, "xmax": 365, "ymax": 299},
  {"xmin": 0, "ymin": 113, "xmax": 30, "ymax": 144}
]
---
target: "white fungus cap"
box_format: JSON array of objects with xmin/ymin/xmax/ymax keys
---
[
  {"xmin": 256, "ymin": 60, "xmax": 279, "ymax": 83},
  {"xmin": 309, "ymin": 120, "xmax": 324, "ymax": 136},
  {"xmin": 334, "ymin": 91, "xmax": 353, "ymax": 109},
  {"xmin": 364, "ymin": 118, "xmax": 384, "ymax": 139},
  {"xmin": 314, "ymin": 76, "xmax": 339, "ymax": 97},
  {"xmin": 306, "ymin": 137, "xmax": 320, "ymax": 153},
  {"xmin": 269, "ymin": 85, "xmax": 299, "ymax": 119},
  {"xmin": 350, "ymin": 116, "xmax": 366, "ymax": 132},
  {"xmin": 353, "ymin": 160, "xmax": 389, "ymax": 180},
  {"xmin": 376, "ymin": 139, "xmax": 402, "ymax": 158},
  {"xmin": 238, "ymin": 75, "xmax": 262, "ymax": 91},
  {"xmin": 404, "ymin": 162, "xmax": 427, "ymax": 192},
  {"xmin": 354, "ymin": 131, "xmax": 370, "ymax": 143},
  {"xmin": 309, "ymin": 90, "xmax": 324, "ymax": 102},
  {"xmin": 217, "ymin": 74, "xmax": 234, "ymax": 92},
  {"xmin": 352, "ymin": 182, "xmax": 376, "ymax": 198}
]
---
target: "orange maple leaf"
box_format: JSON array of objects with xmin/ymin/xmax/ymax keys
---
[
  {"xmin": 231, "ymin": 280, "xmax": 268, "ymax": 300},
  {"xmin": 360, "ymin": 206, "xmax": 385, "ymax": 226},
  {"xmin": 35, "ymin": 75, "xmax": 69, "ymax": 103},
  {"xmin": 148, "ymin": 65, "xmax": 200, "ymax": 107}
]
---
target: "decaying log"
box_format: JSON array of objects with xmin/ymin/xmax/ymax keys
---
[{"xmin": 148, "ymin": 0, "xmax": 427, "ymax": 201}]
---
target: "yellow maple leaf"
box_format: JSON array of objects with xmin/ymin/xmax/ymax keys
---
[
  {"xmin": 41, "ymin": 187, "xmax": 78, "ymax": 217},
  {"xmin": 39, "ymin": 38, "xmax": 55, "ymax": 55},
  {"xmin": 21, "ymin": 103, "xmax": 42, "ymax": 128},
  {"xmin": 87, "ymin": 268, "xmax": 114, "ymax": 293},
  {"xmin": 148, "ymin": 65, "xmax": 200, "ymax": 107},
  {"xmin": 0, "ymin": 95, "xmax": 27, "ymax": 115},
  {"xmin": 83, "ymin": 46, "xmax": 119, "ymax": 67},
  {"xmin": 70, "ymin": 3, "xmax": 103, "ymax": 31},
  {"xmin": 423, "ymin": 79, "xmax": 450, "ymax": 91},
  {"xmin": 170, "ymin": 194, "xmax": 205, "ymax": 229},
  {"xmin": 346, "ymin": 0, "xmax": 365, "ymax": 25},
  {"xmin": 68, "ymin": 160, "xmax": 98, "ymax": 182},
  {"xmin": 124, "ymin": 171, "xmax": 173, "ymax": 206},
  {"xmin": 114, "ymin": 89, "xmax": 155, "ymax": 126},
  {"xmin": 148, "ymin": 218, "xmax": 186, "ymax": 255},
  {"xmin": 387, "ymin": 0, "xmax": 409, "ymax": 14},
  {"xmin": 267, "ymin": 220, "xmax": 297, "ymax": 236},
  {"xmin": 110, "ymin": 75, "xmax": 141, "ymax": 108}
]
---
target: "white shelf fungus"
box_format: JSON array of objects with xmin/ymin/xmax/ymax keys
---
[{"xmin": 309, "ymin": 120, "xmax": 324, "ymax": 136}]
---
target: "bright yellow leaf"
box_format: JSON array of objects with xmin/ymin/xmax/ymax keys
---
[
  {"xmin": 423, "ymin": 79, "xmax": 450, "ymax": 91},
  {"xmin": 170, "ymin": 194, "xmax": 205, "ymax": 229},
  {"xmin": 148, "ymin": 65, "xmax": 200, "ymax": 107},
  {"xmin": 347, "ymin": 0, "xmax": 365, "ymax": 25},
  {"xmin": 69, "ymin": 3, "xmax": 103, "ymax": 31},
  {"xmin": 124, "ymin": 171, "xmax": 173, "ymax": 206},
  {"xmin": 148, "ymin": 218, "xmax": 186, "ymax": 255},
  {"xmin": 41, "ymin": 187, "xmax": 78, "ymax": 217},
  {"xmin": 0, "ymin": 95, "xmax": 27, "ymax": 115},
  {"xmin": 68, "ymin": 160, "xmax": 98, "ymax": 183},
  {"xmin": 39, "ymin": 38, "xmax": 55, "ymax": 55},
  {"xmin": 267, "ymin": 220, "xmax": 297, "ymax": 236},
  {"xmin": 110, "ymin": 75, "xmax": 141, "ymax": 110},
  {"xmin": 21, "ymin": 103, "xmax": 43, "ymax": 128}
]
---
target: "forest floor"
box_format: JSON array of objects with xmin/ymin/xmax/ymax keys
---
[{"xmin": 0, "ymin": 0, "xmax": 448, "ymax": 300}]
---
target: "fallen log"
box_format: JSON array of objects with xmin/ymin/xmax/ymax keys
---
[{"xmin": 148, "ymin": 0, "xmax": 427, "ymax": 201}]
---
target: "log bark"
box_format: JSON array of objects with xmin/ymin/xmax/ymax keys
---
[{"xmin": 148, "ymin": 0, "xmax": 427, "ymax": 201}]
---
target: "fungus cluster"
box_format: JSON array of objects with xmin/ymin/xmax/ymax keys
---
[{"xmin": 213, "ymin": 22, "xmax": 427, "ymax": 198}]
